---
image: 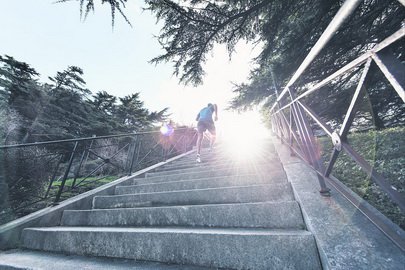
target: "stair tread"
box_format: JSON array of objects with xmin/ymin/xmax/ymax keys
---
[
  {"xmin": 9, "ymin": 139, "xmax": 323, "ymax": 269},
  {"xmin": 94, "ymin": 183, "xmax": 294, "ymax": 209},
  {"xmin": 0, "ymin": 249, "xmax": 212, "ymax": 270},
  {"xmin": 103, "ymin": 182, "xmax": 288, "ymax": 197},
  {"xmin": 119, "ymin": 174, "xmax": 273, "ymax": 188},
  {"xmin": 25, "ymin": 226, "xmax": 312, "ymax": 236},
  {"xmin": 129, "ymin": 169, "xmax": 286, "ymax": 185},
  {"xmin": 67, "ymin": 200, "xmax": 299, "ymax": 212},
  {"xmin": 61, "ymin": 201, "xmax": 305, "ymax": 229},
  {"xmin": 128, "ymin": 172, "xmax": 279, "ymax": 183}
]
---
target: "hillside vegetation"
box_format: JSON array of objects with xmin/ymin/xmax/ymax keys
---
[{"xmin": 318, "ymin": 127, "xmax": 404, "ymax": 229}]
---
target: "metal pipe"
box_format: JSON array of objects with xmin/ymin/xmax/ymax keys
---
[
  {"xmin": 371, "ymin": 52, "xmax": 405, "ymax": 103},
  {"xmin": 293, "ymin": 101, "xmax": 339, "ymax": 177},
  {"xmin": 71, "ymin": 147, "xmax": 87, "ymax": 189},
  {"xmin": 0, "ymin": 128, "xmax": 190, "ymax": 149},
  {"xmin": 280, "ymin": 112, "xmax": 303, "ymax": 155},
  {"xmin": 54, "ymin": 141, "xmax": 78, "ymax": 204},
  {"xmin": 275, "ymin": 28, "xmax": 405, "ymax": 113},
  {"xmin": 341, "ymin": 141, "xmax": 405, "ymax": 212},
  {"xmin": 44, "ymin": 154, "xmax": 63, "ymax": 198},
  {"xmin": 290, "ymin": 103, "xmax": 312, "ymax": 162},
  {"xmin": 297, "ymin": 101, "xmax": 333, "ymax": 137},
  {"xmin": 272, "ymin": 0, "xmax": 363, "ymax": 110},
  {"xmin": 289, "ymin": 87, "xmax": 329, "ymax": 193},
  {"xmin": 339, "ymin": 59, "xmax": 372, "ymax": 138},
  {"xmin": 324, "ymin": 149, "xmax": 340, "ymax": 177},
  {"xmin": 127, "ymin": 136, "xmax": 138, "ymax": 176}
]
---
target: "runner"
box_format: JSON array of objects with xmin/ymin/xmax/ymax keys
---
[{"xmin": 195, "ymin": 103, "xmax": 218, "ymax": 163}]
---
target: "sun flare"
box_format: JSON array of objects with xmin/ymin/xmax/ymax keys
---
[{"xmin": 218, "ymin": 110, "xmax": 270, "ymax": 159}]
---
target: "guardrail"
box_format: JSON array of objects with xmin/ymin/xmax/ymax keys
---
[
  {"xmin": 0, "ymin": 128, "xmax": 197, "ymax": 225},
  {"xmin": 269, "ymin": 0, "xmax": 404, "ymax": 250}
]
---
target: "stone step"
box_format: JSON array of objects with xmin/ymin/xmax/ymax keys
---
[
  {"xmin": 156, "ymin": 162, "xmax": 219, "ymax": 171},
  {"xmin": 61, "ymin": 201, "xmax": 305, "ymax": 229},
  {"xmin": 123, "ymin": 172, "xmax": 277, "ymax": 187},
  {"xmin": 0, "ymin": 249, "xmax": 212, "ymax": 270},
  {"xmin": 193, "ymin": 142, "xmax": 277, "ymax": 155},
  {"xmin": 115, "ymin": 175, "xmax": 285, "ymax": 195},
  {"xmin": 21, "ymin": 227, "xmax": 322, "ymax": 270},
  {"xmin": 132, "ymin": 167, "xmax": 286, "ymax": 184},
  {"xmin": 157, "ymin": 157, "xmax": 278, "ymax": 171},
  {"xmin": 93, "ymin": 183, "xmax": 294, "ymax": 209},
  {"xmin": 146, "ymin": 162, "xmax": 284, "ymax": 178},
  {"xmin": 165, "ymin": 152, "xmax": 278, "ymax": 167}
]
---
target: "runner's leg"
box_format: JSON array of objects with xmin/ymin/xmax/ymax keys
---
[
  {"xmin": 197, "ymin": 132, "xmax": 203, "ymax": 155},
  {"xmin": 196, "ymin": 121, "xmax": 206, "ymax": 161},
  {"xmin": 208, "ymin": 122, "xmax": 216, "ymax": 150}
]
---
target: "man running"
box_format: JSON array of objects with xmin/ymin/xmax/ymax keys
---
[{"xmin": 195, "ymin": 103, "xmax": 218, "ymax": 163}]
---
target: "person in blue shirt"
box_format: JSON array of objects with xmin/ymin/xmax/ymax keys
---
[{"xmin": 195, "ymin": 103, "xmax": 218, "ymax": 162}]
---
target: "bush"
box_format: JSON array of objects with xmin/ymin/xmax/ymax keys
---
[{"xmin": 318, "ymin": 127, "xmax": 405, "ymax": 229}]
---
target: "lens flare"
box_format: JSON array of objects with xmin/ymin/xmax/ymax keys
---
[
  {"xmin": 220, "ymin": 111, "xmax": 269, "ymax": 160},
  {"xmin": 160, "ymin": 124, "xmax": 173, "ymax": 136}
]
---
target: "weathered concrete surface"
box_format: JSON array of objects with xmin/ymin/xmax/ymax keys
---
[
  {"xmin": 61, "ymin": 201, "xmax": 305, "ymax": 229},
  {"xmin": 0, "ymin": 249, "xmax": 213, "ymax": 270},
  {"xmin": 146, "ymin": 162, "xmax": 284, "ymax": 177},
  {"xmin": 144, "ymin": 166, "xmax": 284, "ymax": 181},
  {"xmin": 115, "ymin": 174, "xmax": 286, "ymax": 195},
  {"xmin": 127, "ymin": 168, "xmax": 287, "ymax": 185},
  {"xmin": 157, "ymin": 150, "xmax": 278, "ymax": 169},
  {"xmin": 93, "ymin": 183, "xmax": 295, "ymax": 209},
  {"xmin": 273, "ymin": 137, "xmax": 405, "ymax": 270},
  {"xmin": 21, "ymin": 227, "xmax": 321, "ymax": 270},
  {"xmin": 0, "ymin": 182, "xmax": 115, "ymax": 251},
  {"xmin": 1, "ymin": 139, "xmax": 324, "ymax": 269},
  {"xmin": 159, "ymin": 153, "xmax": 279, "ymax": 169},
  {"xmin": 0, "ymin": 151, "xmax": 194, "ymax": 250}
]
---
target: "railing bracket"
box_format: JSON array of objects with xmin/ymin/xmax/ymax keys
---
[
  {"xmin": 331, "ymin": 131, "xmax": 342, "ymax": 151},
  {"xmin": 320, "ymin": 188, "xmax": 331, "ymax": 197}
]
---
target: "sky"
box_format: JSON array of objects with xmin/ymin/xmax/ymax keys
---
[{"xmin": 0, "ymin": 0, "xmax": 264, "ymax": 129}]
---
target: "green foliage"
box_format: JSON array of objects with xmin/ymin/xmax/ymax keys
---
[
  {"xmin": 318, "ymin": 127, "xmax": 405, "ymax": 229},
  {"xmin": 0, "ymin": 55, "xmax": 40, "ymax": 105},
  {"xmin": 230, "ymin": 0, "xmax": 404, "ymax": 128},
  {"xmin": 57, "ymin": 0, "xmax": 132, "ymax": 27},
  {"xmin": 50, "ymin": 176, "xmax": 117, "ymax": 188},
  {"xmin": 145, "ymin": 0, "xmax": 269, "ymax": 85},
  {"xmin": 0, "ymin": 55, "xmax": 169, "ymax": 144},
  {"xmin": 62, "ymin": 1, "xmax": 404, "ymax": 128},
  {"xmin": 0, "ymin": 54, "xmax": 171, "ymax": 225},
  {"xmin": 48, "ymin": 66, "xmax": 90, "ymax": 96}
]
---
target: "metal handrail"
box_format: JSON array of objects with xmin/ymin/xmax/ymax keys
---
[
  {"xmin": 274, "ymin": 28, "xmax": 405, "ymax": 113},
  {"xmin": 0, "ymin": 127, "xmax": 197, "ymax": 225},
  {"xmin": 0, "ymin": 128, "xmax": 189, "ymax": 149},
  {"xmin": 269, "ymin": 0, "xmax": 405, "ymax": 250},
  {"xmin": 271, "ymin": 0, "xmax": 363, "ymax": 111}
]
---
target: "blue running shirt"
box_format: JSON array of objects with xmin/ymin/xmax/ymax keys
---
[{"xmin": 198, "ymin": 106, "xmax": 214, "ymax": 121}]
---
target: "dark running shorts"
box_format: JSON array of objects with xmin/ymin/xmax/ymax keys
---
[{"xmin": 197, "ymin": 120, "xmax": 216, "ymax": 135}]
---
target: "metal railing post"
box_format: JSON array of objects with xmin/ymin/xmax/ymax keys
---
[
  {"xmin": 183, "ymin": 132, "xmax": 187, "ymax": 153},
  {"xmin": 44, "ymin": 154, "xmax": 63, "ymax": 198},
  {"xmin": 54, "ymin": 141, "xmax": 78, "ymax": 204},
  {"xmin": 71, "ymin": 146, "xmax": 87, "ymax": 189},
  {"xmin": 289, "ymin": 89, "xmax": 330, "ymax": 195},
  {"xmin": 127, "ymin": 135, "xmax": 138, "ymax": 176}
]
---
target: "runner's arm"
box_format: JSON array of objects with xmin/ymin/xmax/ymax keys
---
[{"xmin": 213, "ymin": 104, "xmax": 218, "ymax": 121}]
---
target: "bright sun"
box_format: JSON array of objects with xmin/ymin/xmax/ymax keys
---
[{"xmin": 218, "ymin": 110, "xmax": 270, "ymax": 159}]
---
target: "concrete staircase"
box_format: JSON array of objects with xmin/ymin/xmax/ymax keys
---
[{"xmin": 2, "ymin": 141, "xmax": 322, "ymax": 269}]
